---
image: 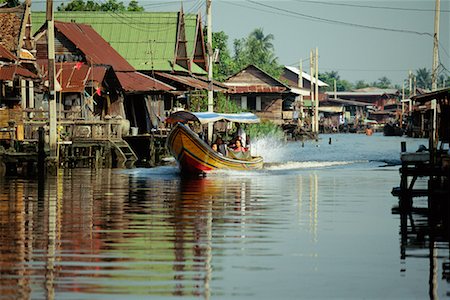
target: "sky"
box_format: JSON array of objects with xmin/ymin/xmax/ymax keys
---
[{"xmin": 31, "ymin": 0, "xmax": 450, "ymax": 86}]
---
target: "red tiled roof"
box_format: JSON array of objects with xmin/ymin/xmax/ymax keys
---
[
  {"xmin": 0, "ymin": 64, "xmax": 38, "ymax": 80},
  {"xmin": 54, "ymin": 21, "xmax": 135, "ymax": 72},
  {"xmin": 226, "ymin": 85, "xmax": 287, "ymax": 94},
  {"xmin": 0, "ymin": 44, "xmax": 16, "ymax": 61},
  {"xmin": 116, "ymin": 71, "xmax": 175, "ymax": 93}
]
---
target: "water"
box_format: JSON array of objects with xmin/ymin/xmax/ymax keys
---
[{"xmin": 1, "ymin": 133, "xmax": 448, "ymax": 299}]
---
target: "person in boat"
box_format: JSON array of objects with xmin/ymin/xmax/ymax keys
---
[
  {"xmin": 211, "ymin": 143, "xmax": 223, "ymax": 156},
  {"xmin": 236, "ymin": 123, "xmax": 247, "ymax": 147},
  {"xmin": 232, "ymin": 139, "xmax": 247, "ymax": 152},
  {"xmin": 215, "ymin": 137, "xmax": 228, "ymax": 156}
]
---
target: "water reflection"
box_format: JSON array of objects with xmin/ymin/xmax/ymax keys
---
[
  {"xmin": 0, "ymin": 170, "xmax": 263, "ymax": 299},
  {"xmin": 396, "ymin": 204, "xmax": 450, "ymax": 299},
  {"xmin": 1, "ymin": 165, "xmax": 448, "ymax": 299}
]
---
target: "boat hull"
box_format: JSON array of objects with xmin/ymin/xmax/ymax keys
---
[{"xmin": 167, "ymin": 123, "xmax": 264, "ymax": 175}]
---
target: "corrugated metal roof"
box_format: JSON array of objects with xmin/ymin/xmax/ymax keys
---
[
  {"xmin": 0, "ymin": 44, "xmax": 16, "ymax": 61},
  {"xmin": 284, "ymin": 65, "xmax": 329, "ymax": 87},
  {"xmin": 0, "ymin": 64, "xmax": 37, "ymax": 80},
  {"xmin": 155, "ymin": 72, "xmax": 227, "ymax": 91},
  {"xmin": 33, "ymin": 12, "xmax": 181, "ymax": 72},
  {"xmin": 39, "ymin": 61, "xmax": 107, "ymax": 92},
  {"xmin": 226, "ymin": 85, "xmax": 287, "ymax": 94},
  {"xmin": 326, "ymin": 98, "xmax": 374, "ymax": 107},
  {"xmin": 54, "ymin": 21, "xmax": 135, "ymax": 72},
  {"xmin": 324, "ymin": 91, "xmax": 398, "ymax": 97},
  {"xmin": 116, "ymin": 71, "xmax": 175, "ymax": 93}
]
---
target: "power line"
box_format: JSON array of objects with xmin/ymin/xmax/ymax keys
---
[
  {"xmin": 245, "ymin": 0, "xmax": 433, "ymax": 37},
  {"xmin": 291, "ymin": 0, "xmax": 450, "ymax": 13}
]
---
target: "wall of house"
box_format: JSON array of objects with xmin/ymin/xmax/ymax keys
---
[
  {"xmin": 230, "ymin": 94, "xmax": 283, "ymax": 124},
  {"xmin": 280, "ymin": 71, "xmax": 312, "ymax": 90}
]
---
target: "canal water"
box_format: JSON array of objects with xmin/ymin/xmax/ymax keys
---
[{"xmin": 1, "ymin": 133, "xmax": 448, "ymax": 299}]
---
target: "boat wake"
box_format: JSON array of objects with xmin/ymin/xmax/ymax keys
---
[{"xmin": 263, "ymin": 160, "xmax": 364, "ymax": 170}]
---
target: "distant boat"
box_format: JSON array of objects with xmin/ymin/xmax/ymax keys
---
[
  {"xmin": 166, "ymin": 111, "xmax": 264, "ymax": 176},
  {"xmin": 383, "ymin": 123, "xmax": 404, "ymax": 136}
]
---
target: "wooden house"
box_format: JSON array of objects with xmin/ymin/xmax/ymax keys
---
[
  {"xmin": 325, "ymin": 87, "xmax": 400, "ymax": 124},
  {"xmin": 31, "ymin": 10, "xmax": 225, "ymax": 113},
  {"xmin": 0, "ymin": 1, "xmax": 39, "ymax": 143},
  {"xmin": 224, "ymin": 65, "xmax": 292, "ymax": 125},
  {"xmin": 280, "ymin": 65, "xmax": 329, "ymax": 129},
  {"xmin": 34, "ymin": 21, "xmax": 174, "ymax": 135}
]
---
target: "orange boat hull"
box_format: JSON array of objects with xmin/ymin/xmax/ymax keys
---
[{"xmin": 167, "ymin": 123, "xmax": 264, "ymax": 175}]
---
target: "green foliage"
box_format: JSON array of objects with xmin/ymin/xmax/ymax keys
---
[
  {"xmin": 319, "ymin": 71, "xmax": 353, "ymax": 91},
  {"xmin": 127, "ymin": 0, "xmax": 144, "ymax": 11},
  {"xmin": 354, "ymin": 80, "xmax": 369, "ymax": 89},
  {"xmin": 371, "ymin": 76, "xmax": 392, "ymax": 89},
  {"xmin": 58, "ymin": 0, "xmax": 142, "ymax": 11},
  {"xmin": 187, "ymin": 92, "xmax": 241, "ymax": 113},
  {"xmin": 211, "ymin": 31, "xmax": 235, "ymax": 82},
  {"xmin": 210, "ymin": 28, "xmax": 282, "ymax": 80},
  {"xmin": 415, "ymin": 68, "xmax": 431, "ymax": 89},
  {"xmin": 233, "ymin": 28, "xmax": 282, "ymax": 78},
  {"xmin": 0, "ymin": 0, "xmax": 19, "ymax": 7},
  {"xmin": 214, "ymin": 93, "xmax": 242, "ymax": 113},
  {"xmin": 244, "ymin": 120, "xmax": 284, "ymax": 140}
]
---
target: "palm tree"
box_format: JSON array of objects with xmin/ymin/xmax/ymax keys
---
[
  {"xmin": 415, "ymin": 68, "xmax": 431, "ymax": 89},
  {"xmin": 248, "ymin": 28, "xmax": 275, "ymax": 53},
  {"xmin": 376, "ymin": 76, "xmax": 391, "ymax": 89}
]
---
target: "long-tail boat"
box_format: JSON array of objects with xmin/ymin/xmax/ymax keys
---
[{"xmin": 166, "ymin": 111, "xmax": 264, "ymax": 176}]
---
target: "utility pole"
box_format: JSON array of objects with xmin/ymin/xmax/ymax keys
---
[
  {"xmin": 314, "ymin": 48, "xmax": 319, "ymax": 135},
  {"xmin": 46, "ymin": 0, "xmax": 57, "ymax": 156},
  {"xmin": 310, "ymin": 50, "xmax": 314, "ymax": 133},
  {"xmin": 408, "ymin": 70, "xmax": 412, "ymax": 98},
  {"xmin": 298, "ymin": 59, "xmax": 304, "ymax": 127},
  {"xmin": 334, "ymin": 79, "xmax": 337, "ymax": 99},
  {"xmin": 206, "ymin": 0, "xmax": 214, "ymax": 143},
  {"xmin": 431, "ymin": 0, "xmax": 440, "ymax": 91}
]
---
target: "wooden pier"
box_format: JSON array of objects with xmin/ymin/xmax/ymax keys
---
[
  {"xmin": 1, "ymin": 111, "xmax": 140, "ymax": 176},
  {"xmin": 391, "ymin": 88, "xmax": 449, "ymax": 249}
]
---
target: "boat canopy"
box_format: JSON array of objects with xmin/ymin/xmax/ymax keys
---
[{"xmin": 167, "ymin": 111, "xmax": 260, "ymax": 125}]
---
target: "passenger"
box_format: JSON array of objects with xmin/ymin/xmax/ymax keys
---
[
  {"xmin": 211, "ymin": 143, "xmax": 223, "ymax": 155},
  {"xmin": 236, "ymin": 123, "xmax": 247, "ymax": 147},
  {"xmin": 215, "ymin": 138, "xmax": 228, "ymax": 156},
  {"xmin": 232, "ymin": 139, "xmax": 247, "ymax": 152}
]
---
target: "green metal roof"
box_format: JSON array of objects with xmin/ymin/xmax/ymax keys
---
[{"xmin": 32, "ymin": 11, "xmax": 205, "ymax": 73}]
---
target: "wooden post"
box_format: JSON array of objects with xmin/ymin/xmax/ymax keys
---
[
  {"xmin": 431, "ymin": 0, "xmax": 440, "ymax": 91},
  {"xmin": 298, "ymin": 59, "xmax": 304, "ymax": 127},
  {"xmin": 310, "ymin": 50, "xmax": 314, "ymax": 133},
  {"xmin": 206, "ymin": 0, "xmax": 214, "ymax": 143},
  {"xmin": 46, "ymin": 0, "xmax": 57, "ymax": 156},
  {"xmin": 38, "ymin": 127, "xmax": 46, "ymax": 175},
  {"xmin": 315, "ymin": 47, "xmax": 319, "ymax": 134}
]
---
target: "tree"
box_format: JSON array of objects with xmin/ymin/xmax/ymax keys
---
[
  {"xmin": 58, "ymin": 0, "xmax": 99, "ymax": 11},
  {"xmin": 318, "ymin": 71, "xmax": 352, "ymax": 91},
  {"xmin": 127, "ymin": 0, "xmax": 144, "ymax": 11},
  {"xmin": 0, "ymin": 0, "xmax": 19, "ymax": 7},
  {"xmin": 415, "ymin": 68, "xmax": 431, "ymax": 89},
  {"xmin": 58, "ymin": 0, "xmax": 139, "ymax": 11},
  {"xmin": 374, "ymin": 76, "xmax": 391, "ymax": 89},
  {"xmin": 231, "ymin": 28, "xmax": 282, "ymax": 78},
  {"xmin": 211, "ymin": 31, "xmax": 235, "ymax": 81},
  {"xmin": 354, "ymin": 80, "xmax": 369, "ymax": 89},
  {"xmin": 99, "ymin": 0, "xmax": 125, "ymax": 12}
]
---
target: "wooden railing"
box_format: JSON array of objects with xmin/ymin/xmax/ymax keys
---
[{"xmin": 16, "ymin": 108, "xmax": 123, "ymax": 141}]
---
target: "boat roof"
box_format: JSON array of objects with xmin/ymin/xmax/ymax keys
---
[{"xmin": 167, "ymin": 111, "xmax": 260, "ymax": 124}]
